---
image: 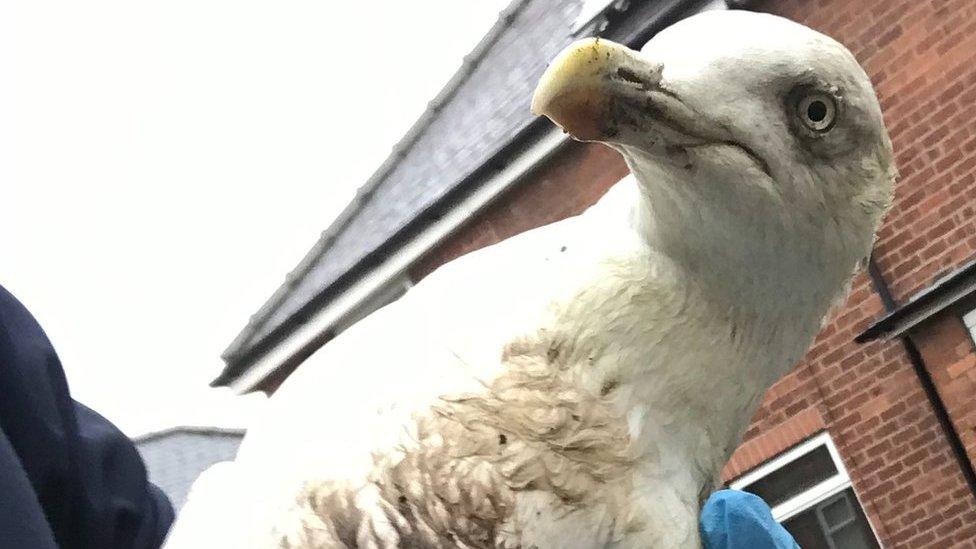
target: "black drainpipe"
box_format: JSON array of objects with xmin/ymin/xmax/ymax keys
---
[{"xmin": 866, "ymin": 257, "xmax": 976, "ymax": 500}]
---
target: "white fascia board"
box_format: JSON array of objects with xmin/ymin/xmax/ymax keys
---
[
  {"xmin": 571, "ymin": 0, "xmax": 616, "ymax": 33},
  {"xmin": 229, "ymin": 128, "xmax": 569, "ymax": 393}
]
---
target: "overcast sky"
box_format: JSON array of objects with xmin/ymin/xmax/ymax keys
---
[{"xmin": 0, "ymin": 0, "xmax": 512, "ymax": 436}]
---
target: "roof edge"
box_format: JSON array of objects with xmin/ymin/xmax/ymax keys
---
[
  {"xmin": 222, "ymin": 0, "xmax": 535, "ymax": 363},
  {"xmin": 219, "ymin": 0, "xmax": 715, "ymax": 385},
  {"xmin": 856, "ymin": 258, "xmax": 976, "ymax": 342},
  {"xmin": 216, "ymin": 124, "xmax": 569, "ymax": 390},
  {"xmin": 133, "ymin": 425, "xmax": 247, "ymax": 444}
]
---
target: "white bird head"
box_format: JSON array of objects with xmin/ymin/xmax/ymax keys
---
[{"xmin": 533, "ymin": 10, "xmax": 895, "ymax": 308}]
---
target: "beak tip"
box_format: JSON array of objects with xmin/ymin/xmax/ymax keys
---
[
  {"xmin": 530, "ymin": 37, "xmax": 634, "ymax": 141},
  {"xmin": 529, "ymin": 96, "xmax": 545, "ymax": 118}
]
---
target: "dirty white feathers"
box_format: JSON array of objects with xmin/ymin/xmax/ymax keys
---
[{"xmin": 165, "ymin": 10, "xmax": 894, "ymax": 549}]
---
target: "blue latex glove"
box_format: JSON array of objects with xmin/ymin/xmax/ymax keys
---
[{"xmin": 700, "ymin": 490, "xmax": 799, "ymax": 549}]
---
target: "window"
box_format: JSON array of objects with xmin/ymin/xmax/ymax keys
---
[
  {"xmin": 730, "ymin": 433, "xmax": 880, "ymax": 549},
  {"xmin": 963, "ymin": 308, "xmax": 976, "ymax": 345}
]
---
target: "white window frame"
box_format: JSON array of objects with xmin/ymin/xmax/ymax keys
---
[
  {"xmin": 729, "ymin": 432, "xmax": 884, "ymax": 547},
  {"xmin": 962, "ymin": 308, "xmax": 976, "ymax": 345},
  {"xmin": 729, "ymin": 433, "xmax": 853, "ymax": 522}
]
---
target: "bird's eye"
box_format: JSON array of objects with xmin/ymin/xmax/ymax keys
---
[{"xmin": 797, "ymin": 92, "xmax": 836, "ymax": 132}]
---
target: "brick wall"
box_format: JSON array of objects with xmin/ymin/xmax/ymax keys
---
[
  {"xmin": 913, "ymin": 313, "xmax": 976, "ymax": 478},
  {"xmin": 413, "ymin": 1, "xmax": 976, "ymax": 546}
]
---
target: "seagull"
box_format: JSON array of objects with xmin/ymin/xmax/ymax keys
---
[{"xmin": 165, "ymin": 9, "xmax": 895, "ymax": 549}]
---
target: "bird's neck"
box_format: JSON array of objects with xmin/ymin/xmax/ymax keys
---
[
  {"xmin": 629, "ymin": 172, "xmax": 862, "ymax": 345},
  {"xmin": 620, "ymin": 180, "xmax": 864, "ymax": 486}
]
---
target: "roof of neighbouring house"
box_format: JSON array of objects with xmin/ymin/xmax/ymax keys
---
[
  {"xmin": 135, "ymin": 426, "xmax": 245, "ymax": 511},
  {"xmin": 216, "ymin": 0, "xmax": 706, "ymax": 386}
]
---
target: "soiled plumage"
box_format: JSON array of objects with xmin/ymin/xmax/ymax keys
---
[{"xmin": 165, "ymin": 10, "xmax": 895, "ymax": 548}]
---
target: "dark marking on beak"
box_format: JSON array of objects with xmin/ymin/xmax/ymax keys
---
[{"xmin": 615, "ymin": 67, "xmax": 647, "ymax": 87}]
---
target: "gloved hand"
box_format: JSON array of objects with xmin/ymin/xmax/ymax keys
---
[{"xmin": 700, "ymin": 490, "xmax": 800, "ymax": 549}]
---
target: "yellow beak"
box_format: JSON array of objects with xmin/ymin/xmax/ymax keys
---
[{"xmin": 531, "ymin": 38, "xmax": 651, "ymax": 142}]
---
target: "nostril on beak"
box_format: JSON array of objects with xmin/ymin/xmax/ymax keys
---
[{"xmin": 615, "ymin": 67, "xmax": 646, "ymax": 86}]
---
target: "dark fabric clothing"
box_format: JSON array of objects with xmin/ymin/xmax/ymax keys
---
[{"xmin": 0, "ymin": 285, "xmax": 173, "ymax": 549}]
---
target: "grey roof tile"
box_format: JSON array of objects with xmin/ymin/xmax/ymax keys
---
[{"xmin": 135, "ymin": 427, "xmax": 245, "ymax": 511}]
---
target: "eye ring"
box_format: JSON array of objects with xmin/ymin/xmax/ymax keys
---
[{"xmin": 797, "ymin": 92, "xmax": 836, "ymax": 132}]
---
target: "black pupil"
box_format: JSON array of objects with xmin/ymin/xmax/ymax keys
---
[{"xmin": 807, "ymin": 100, "xmax": 828, "ymax": 123}]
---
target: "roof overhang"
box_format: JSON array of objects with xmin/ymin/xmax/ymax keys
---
[
  {"xmin": 856, "ymin": 259, "xmax": 976, "ymax": 342},
  {"xmin": 133, "ymin": 425, "xmax": 246, "ymax": 444},
  {"xmin": 216, "ymin": 0, "xmax": 741, "ymax": 392},
  {"xmin": 221, "ymin": 127, "xmax": 570, "ymax": 393}
]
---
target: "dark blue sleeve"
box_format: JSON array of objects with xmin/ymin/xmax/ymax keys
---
[
  {"xmin": 72, "ymin": 402, "xmax": 175, "ymax": 549},
  {"xmin": 700, "ymin": 490, "xmax": 799, "ymax": 549},
  {"xmin": 0, "ymin": 423, "xmax": 59, "ymax": 549},
  {"xmin": 0, "ymin": 285, "xmax": 174, "ymax": 549}
]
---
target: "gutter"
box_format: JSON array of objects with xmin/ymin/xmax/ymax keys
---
[
  {"xmin": 224, "ymin": 127, "xmax": 569, "ymax": 392},
  {"xmin": 221, "ymin": 0, "xmax": 538, "ymax": 363},
  {"xmin": 864, "ymin": 257, "xmax": 976, "ymax": 501},
  {"xmin": 857, "ymin": 258, "xmax": 976, "ymax": 342}
]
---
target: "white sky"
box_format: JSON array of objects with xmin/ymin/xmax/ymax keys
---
[{"xmin": 0, "ymin": 0, "xmax": 511, "ymax": 436}]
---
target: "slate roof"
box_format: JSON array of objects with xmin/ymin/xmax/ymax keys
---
[
  {"xmin": 135, "ymin": 427, "xmax": 245, "ymax": 511},
  {"xmin": 218, "ymin": 0, "xmax": 703, "ymax": 385},
  {"xmin": 220, "ymin": 0, "xmax": 583, "ymax": 370}
]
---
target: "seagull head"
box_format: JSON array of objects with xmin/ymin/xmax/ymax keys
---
[{"xmin": 533, "ymin": 10, "xmax": 895, "ymax": 307}]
